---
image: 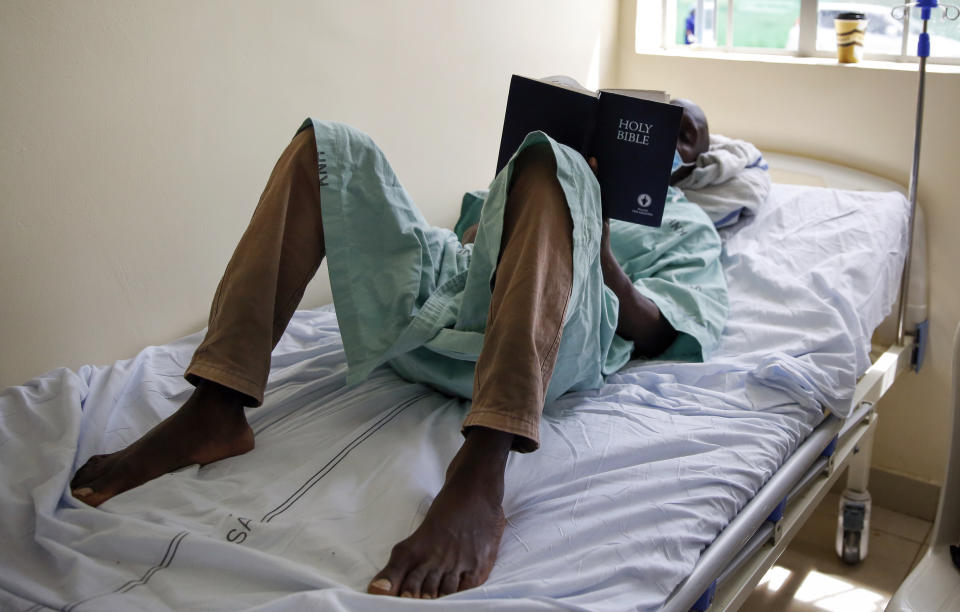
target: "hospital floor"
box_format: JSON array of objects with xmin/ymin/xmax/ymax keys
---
[{"xmin": 740, "ymin": 492, "xmax": 932, "ymax": 611}]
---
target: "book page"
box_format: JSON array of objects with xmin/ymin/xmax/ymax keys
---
[
  {"xmin": 600, "ymin": 89, "xmax": 669, "ymax": 103},
  {"xmin": 540, "ymin": 75, "xmax": 599, "ymax": 99}
]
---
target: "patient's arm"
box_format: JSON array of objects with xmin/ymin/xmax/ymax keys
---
[{"xmin": 600, "ymin": 219, "xmax": 677, "ymax": 358}]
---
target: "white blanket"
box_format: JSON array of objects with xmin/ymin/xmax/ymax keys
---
[{"xmin": 0, "ymin": 184, "xmax": 909, "ymax": 611}]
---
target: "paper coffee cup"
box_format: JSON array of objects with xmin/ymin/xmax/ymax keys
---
[{"xmin": 835, "ymin": 12, "xmax": 867, "ymax": 63}]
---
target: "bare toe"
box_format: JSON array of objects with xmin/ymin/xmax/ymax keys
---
[
  {"xmin": 420, "ymin": 570, "xmax": 442, "ymax": 599},
  {"xmin": 438, "ymin": 571, "xmax": 461, "ymax": 597},
  {"xmin": 70, "ymin": 454, "xmax": 109, "ymax": 488},
  {"xmin": 366, "ymin": 577, "xmax": 395, "ymax": 596},
  {"xmin": 399, "ymin": 564, "xmax": 431, "ymax": 599},
  {"xmin": 459, "ymin": 570, "xmax": 483, "ymax": 591},
  {"xmin": 71, "ymin": 481, "xmax": 114, "ymax": 508},
  {"xmin": 367, "ymin": 553, "xmax": 406, "ymax": 597}
]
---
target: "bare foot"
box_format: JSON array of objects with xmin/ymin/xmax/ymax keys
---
[
  {"xmin": 367, "ymin": 427, "xmax": 512, "ymax": 598},
  {"xmin": 70, "ymin": 381, "xmax": 254, "ymax": 507}
]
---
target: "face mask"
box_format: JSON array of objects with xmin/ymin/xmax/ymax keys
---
[{"xmin": 672, "ymin": 149, "xmax": 696, "ymax": 174}]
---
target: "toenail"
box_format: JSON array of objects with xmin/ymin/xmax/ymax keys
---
[
  {"xmin": 369, "ymin": 578, "xmax": 391, "ymax": 591},
  {"xmin": 401, "ymin": 591, "xmax": 414, "ymax": 598},
  {"xmin": 421, "ymin": 594, "xmax": 433, "ymax": 599},
  {"xmin": 73, "ymin": 488, "xmax": 93, "ymax": 497}
]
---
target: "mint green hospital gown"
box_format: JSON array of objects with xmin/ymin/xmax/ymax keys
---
[{"xmin": 303, "ymin": 119, "xmax": 728, "ymax": 403}]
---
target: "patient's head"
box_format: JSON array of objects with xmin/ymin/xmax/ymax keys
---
[{"xmin": 670, "ymin": 98, "xmax": 709, "ymax": 183}]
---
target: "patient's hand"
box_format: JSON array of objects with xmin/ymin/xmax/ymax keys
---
[
  {"xmin": 600, "ymin": 218, "xmax": 623, "ymax": 289},
  {"xmin": 462, "ymin": 223, "xmax": 479, "ymax": 245}
]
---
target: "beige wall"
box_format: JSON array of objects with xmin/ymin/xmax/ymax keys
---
[
  {"xmin": 0, "ymin": 0, "xmax": 620, "ymax": 388},
  {"xmin": 617, "ymin": 2, "xmax": 959, "ymax": 486}
]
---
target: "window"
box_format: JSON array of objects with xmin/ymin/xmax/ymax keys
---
[
  {"xmin": 646, "ymin": 0, "xmax": 960, "ymax": 61},
  {"xmin": 673, "ymin": 0, "xmax": 801, "ymax": 50}
]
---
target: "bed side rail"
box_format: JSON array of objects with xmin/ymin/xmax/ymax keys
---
[
  {"xmin": 661, "ymin": 339, "xmax": 914, "ymax": 612},
  {"xmin": 852, "ymin": 339, "xmax": 915, "ymax": 410},
  {"xmin": 661, "ymin": 415, "xmax": 843, "ymax": 612}
]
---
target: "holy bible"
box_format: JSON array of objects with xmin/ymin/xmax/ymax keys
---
[{"xmin": 496, "ymin": 75, "xmax": 683, "ymax": 227}]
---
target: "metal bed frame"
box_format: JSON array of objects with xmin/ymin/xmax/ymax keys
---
[{"xmin": 660, "ymin": 152, "xmax": 924, "ymax": 611}]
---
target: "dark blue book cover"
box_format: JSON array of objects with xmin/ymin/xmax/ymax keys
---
[
  {"xmin": 496, "ymin": 75, "xmax": 682, "ymax": 227},
  {"xmin": 495, "ymin": 75, "xmax": 597, "ymax": 175},
  {"xmin": 592, "ymin": 91, "xmax": 683, "ymax": 227}
]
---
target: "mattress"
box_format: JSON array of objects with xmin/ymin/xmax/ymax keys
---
[{"xmin": 0, "ymin": 184, "xmax": 909, "ymax": 611}]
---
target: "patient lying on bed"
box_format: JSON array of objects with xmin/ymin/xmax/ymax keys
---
[{"xmin": 70, "ymin": 99, "xmax": 727, "ymax": 599}]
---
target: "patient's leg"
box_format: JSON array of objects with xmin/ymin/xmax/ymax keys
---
[
  {"xmin": 368, "ymin": 144, "xmax": 574, "ymax": 598},
  {"xmin": 71, "ymin": 128, "xmax": 325, "ymax": 506}
]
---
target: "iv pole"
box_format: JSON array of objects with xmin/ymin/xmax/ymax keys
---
[{"xmin": 892, "ymin": 0, "xmax": 959, "ymax": 346}]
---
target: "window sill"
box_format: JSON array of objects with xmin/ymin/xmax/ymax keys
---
[{"xmin": 635, "ymin": 48, "xmax": 960, "ymax": 74}]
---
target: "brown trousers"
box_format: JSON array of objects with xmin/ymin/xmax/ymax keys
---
[{"xmin": 185, "ymin": 128, "xmax": 573, "ymax": 451}]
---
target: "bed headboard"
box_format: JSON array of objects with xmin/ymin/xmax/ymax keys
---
[
  {"xmin": 761, "ymin": 151, "xmax": 926, "ymax": 349},
  {"xmin": 762, "ymin": 151, "xmax": 906, "ymax": 194}
]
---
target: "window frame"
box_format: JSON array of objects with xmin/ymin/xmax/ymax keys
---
[{"xmin": 652, "ymin": 0, "xmax": 960, "ymax": 65}]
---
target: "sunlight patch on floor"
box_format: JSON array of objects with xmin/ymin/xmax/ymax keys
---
[{"xmin": 754, "ymin": 565, "xmax": 890, "ymax": 612}]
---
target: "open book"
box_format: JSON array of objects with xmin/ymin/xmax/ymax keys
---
[{"xmin": 496, "ymin": 75, "xmax": 683, "ymax": 227}]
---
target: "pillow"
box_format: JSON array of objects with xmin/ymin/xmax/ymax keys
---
[{"xmin": 675, "ymin": 134, "xmax": 770, "ymax": 228}]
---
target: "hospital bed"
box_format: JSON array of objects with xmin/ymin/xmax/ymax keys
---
[{"xmin": 0, "ymin": 153, "xmax": 924, "ymax": 611}]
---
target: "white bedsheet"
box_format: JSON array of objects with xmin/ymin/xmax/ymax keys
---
[{"xmin": 0, "ymin": 185, "xmax": 909, "ymax": 611}]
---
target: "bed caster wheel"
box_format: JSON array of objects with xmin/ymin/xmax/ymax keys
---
[
  {"xmin": 836, "ymin": 490, "xmax": 871, "ymax": 564},
  {"xmin": 841, "ymin": 529, "xmax": 864, "ymax": 565}
]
